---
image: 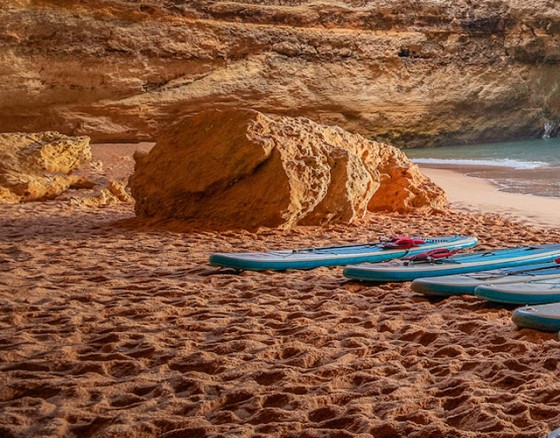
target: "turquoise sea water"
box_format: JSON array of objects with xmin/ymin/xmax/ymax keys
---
[{"xmin": 403, "ymin": 138, "xmax": 560, "ymax": 199}]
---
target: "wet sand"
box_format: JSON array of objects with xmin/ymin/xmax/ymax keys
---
[
  {"xmin": 420, "ymin": 165, "xmax": 560, "ymax": 229},
  {"xmin": 2, "ymin": 145, "xmax": 560, "ymax": 437}
]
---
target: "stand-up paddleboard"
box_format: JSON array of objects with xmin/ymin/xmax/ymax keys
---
[
  {"xmin": 209, "ymin": 235, "xmax": 477, "ymax": 271},
  {"xmin": 475, "ymin": 276, "xmax": 560, "ymax": 304},
  {"xmin": 411, "ymin": 261, "xmax": 560, "ymax": 297},
  {"xmin": 343, "ymin": 244, "xmax": 560, "ymax": 283},
  {"xmin": 512, "ymin": 303, "xmax": 560, "ymax": 332}
]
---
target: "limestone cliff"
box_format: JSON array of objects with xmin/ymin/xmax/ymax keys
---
[
  {"xmin": 2, "ymin": 1, "xmax": 560, "ymax": 146},
  {"xmin": 129, "ymin": 109, "xmax": 446, "ymax": 229}
]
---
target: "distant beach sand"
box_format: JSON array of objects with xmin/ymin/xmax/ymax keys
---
[
  {"xmin": 420, "ymin": 165, "xmax": 560, "ymax": 229},
  {"xmin": 2, "ymin": 144, "xmax": 560, "ymax": 437}
]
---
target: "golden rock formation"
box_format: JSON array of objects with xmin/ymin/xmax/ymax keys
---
[
  {"xmin": 129, "ymin": 109, "xmax": 446, "ymax": 229},
  {"xmin": 0, "ymin": 132, "xmax": 92, "ymax": 203},
  {"xmin": 2, "ymin": 1, "xmax": 560, "ymax": 145},
  {"xmin": 69, "ymin": 180, "xmax": 133, "ymax": 207}
]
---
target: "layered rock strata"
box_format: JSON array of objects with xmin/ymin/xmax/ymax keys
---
[
  {"xmin": 2, "ymin": 1, "xmax": 560, "ymax": 146},
  {"xmin": 129, "ymin": 109, "xmax": 446, "ymax": 229}
]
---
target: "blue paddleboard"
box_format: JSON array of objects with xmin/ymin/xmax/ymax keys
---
[
  {"xmin": 343, "ymin": 244, "xmax": 560, "ymax": 282},
  {"xmin": 475, "ymin": 276, "xmax": 560, "ymax": 304},
  {"xmin": 209, "ymin": 235, "xmax": 477, "ymax": 271},
  {"xmin": 411, "ymin": 262, "xmax": 560, "ymax": 297},
  {"xmin": 512, "ymin": 303, "xmax": 560, "ymax": 332}
]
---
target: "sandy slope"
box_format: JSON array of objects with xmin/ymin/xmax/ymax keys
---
[
  {"xmin": 421, "ymin": 166, "xmax": 560, "ymax": 229},
  {"xmin": 1, "ymin": 145, "xmax": 560, "ymax": 437}
]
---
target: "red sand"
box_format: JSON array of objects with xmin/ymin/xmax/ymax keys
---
[{"xmin": 1, "ymin": 144, "xmax": 560, "ymax": 437}]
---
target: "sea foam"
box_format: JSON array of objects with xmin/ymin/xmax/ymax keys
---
[{"xmin": 411, "ymin": 158, "xmax": 547, "ymax": 170}]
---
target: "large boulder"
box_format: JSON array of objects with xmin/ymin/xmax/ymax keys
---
[
  {"xmin": 129, "ymin": 109, "xmax": 446, "ymax": 229},
  {"xmin": 0, "ymin": 132, "xmax": 92, "ymax": 203}
]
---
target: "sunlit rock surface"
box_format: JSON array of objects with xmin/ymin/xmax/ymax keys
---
[
  {"xmin": 2, "ymin": 1, "xmax": 560, "ymax": 146},
  {"xmin": 129, "ymin": 109, "xmax": 446, "ymax": 229},
  {"xmin": 0, "ymin": 132, "xmax": 92, "ymax": 203}
]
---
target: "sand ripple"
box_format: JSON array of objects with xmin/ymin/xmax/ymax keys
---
[{"xmin": 2, "ymin": 202, "xmax": 560, "ymax": 437}]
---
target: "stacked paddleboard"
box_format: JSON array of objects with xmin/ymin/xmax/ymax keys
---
[
  {"xmin": 403, "ymin": 251, "xmax": 560, "ymax": 333},
  {"xmin": 411, "ymin": 262, "xmax": 560, "ymax": 298},
  {"xmin": 209, "ymin": 235, "xmax": 477, "ymax": 271},
  {"xmin": 210, "ymin": 236, "xmax": 560, "ymax": 334},
  {"xmin": 512, "ymin": 303, "xmax": 560, "ymax": 332},
  {"xmin": 475, "ymin": 276, "xmax": 560, "ymax": 305},
  {"xmin": 478, "ymin": 275, "xmax": 560, "ymax": 332},
  {"xmin": 343, "ymin": 244, "xmax": 560, "ymax": 282}
]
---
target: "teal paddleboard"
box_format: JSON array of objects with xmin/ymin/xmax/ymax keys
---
[
  {"xmin": 343, "ymin": 244, "xmax": 560, "ymax": 283},
  {"xmin": 411, "ymin": 262, "xmax": 560, "ymax": 297},
  {"xmin": 475, "ymin": 276, "xmax": 560, "ymax": 304},
  {"xmin": 209, "ymin": 235, "xmax": 477, "ymax": 271},
  {"xmin": 512, "ymin": 303, "xmax": 560, "ymax": 332}
]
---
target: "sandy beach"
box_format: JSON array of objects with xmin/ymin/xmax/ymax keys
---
[
  {"xmin": 420, "ymin": 165, "xmax": 560, "ymax": 229},
  {"xmin": 2, "ymin": 145, "xmax": 560, "ymax": 437}
]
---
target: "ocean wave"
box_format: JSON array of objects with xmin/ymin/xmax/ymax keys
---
[{"xmin": 410, "ymin": 158, "xmax": 548, "ymax": 170}]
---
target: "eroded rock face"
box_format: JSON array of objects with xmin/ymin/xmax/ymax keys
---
[
  {"xmin": 129, "ymin": 109, "xmax": 446, "ymax": 229},
  {"xmin": 0, "ymin": 132, "xmax": 92, "ymax": 203},
  {"xmin": 69, "ymin": 180, "xmax": 134, "ymax": 207},
  {"xmin": 2, "ymin": 1, "xmax": 560, "ymax": 146}
]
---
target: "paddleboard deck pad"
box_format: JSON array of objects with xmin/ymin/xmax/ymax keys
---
[
  {"xmin": 209, "ymin": 235, "xmax": 477, "ymax": 271},
  {"xmin": 343, "ymin": 244, "xmax": 560, "ymax": 283}
]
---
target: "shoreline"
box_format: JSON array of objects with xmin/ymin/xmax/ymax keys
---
[{"xmin": 419, "ymin": 164, "xmax": 560, "ymax": 230}]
